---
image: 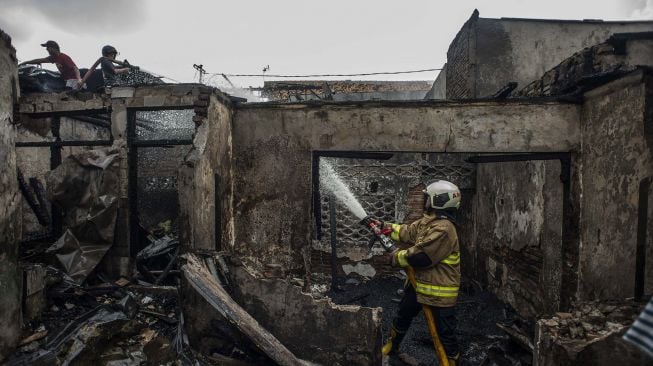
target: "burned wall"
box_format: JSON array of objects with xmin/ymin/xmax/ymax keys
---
[
  {"xmin": 232, "ymin": 100, "xmax": 580, "ymax": 271},
  {"xmin": 446, "ymin": 11, "xmax": 477, "ymax": 99},
  {"xmin": 445, "ymin": 10, "xmax": 653, "ymax": 98},
  {"xmin": 16, "ymin": 115, "xmax": 111, "ymax": 239},
  {"xmin": 472, "ymin": 160, "xmax": 563, "ymax": 317},
  {"xmin": 425, "ymin": 64, "xmax": 447, "ymax": 100},
  {"xmin": 0, "ymin": 29, "xmax": 21, "ymax": 361},
  {"xmin": 579, "ymin": 70, "xmax": 653, "ymax": 300},
  {"xmin": 475, "ymin": 19, "xmax": 653, "ymax": 98},
  {"xmin": 179, "ymin": 90, "xmax": 234, "ymax": 252},
  {"xmin": 517, "ymin": 37, "xmax": 653, "ymax": 98},
  {"xmin": 14, "ymin": 84, "xmax": 213, "ymax": 279},
  {"xmin": 229, "ymin": 264, "xmax": 382, "ymax": 365}
]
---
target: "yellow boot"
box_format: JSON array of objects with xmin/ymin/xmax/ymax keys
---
[
  {"xmin": 382, "ymin": 326, "xmax": 406, "ymax": 356},
  {"xmin": 447, "ymin": 353, "xmax": 460, "ymax": 366}
]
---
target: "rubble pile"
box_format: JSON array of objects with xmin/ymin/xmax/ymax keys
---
[
  {"xmin": 7, "ymin": 268, "xmax": 187, "ymax": 365},
  {"xmin": 534, "ymin": 300, "xmax": 648, "ymax": 366},
  {"xmin": 538, "ymin": 300, "xmax": 642, "ymax": 341}
]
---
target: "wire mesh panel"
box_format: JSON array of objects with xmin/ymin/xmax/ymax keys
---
[
  {"xmin": 137, "ymin": 145, "xmax": 192, "ymax": 230},
  {"xmin": 132, "ymin": 109, "xmax": 195, "ymax": 235},
  {"xmin": 318, "ymin": 154, "xmax": 475, "ymax": 250},
  {"xmin": 320, "ymin": 194, "xmax": 396, "ymax": 246},
  {"xmin": 135, "ymin": 109, "xmax": 195, "ymax": 141}
]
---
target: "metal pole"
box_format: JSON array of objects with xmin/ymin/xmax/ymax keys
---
[
  {"xmin": 329, "ymin": 194, "xmax": 338, "ymax": 292},
  {"xmin": 50, "ymin": 116, "xmax": 63, "ymax": 238}
]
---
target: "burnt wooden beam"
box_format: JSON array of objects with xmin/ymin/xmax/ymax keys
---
[
  {"xmin": 181, "ymin": 254, "xmax": 311, "ymax": 366},
  {"xmin": 16, "ymin": 140, "xmax": 113, "ymax": 147}
]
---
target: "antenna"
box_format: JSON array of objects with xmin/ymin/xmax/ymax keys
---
[{"xmin": 193, "ymin": 64, "xmax": 207, "ymax": 84}]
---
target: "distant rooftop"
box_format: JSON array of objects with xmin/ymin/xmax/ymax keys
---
[
  {"xmin": 263, "ymin": 80, "xmax": 432, "ymax": 92},
  {"xmin": 260, "ymin": 80, "xmax": 433, "ymax": 101}
]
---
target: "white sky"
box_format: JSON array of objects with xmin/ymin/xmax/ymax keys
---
[{"xmin": 1, "ymin": 0, "xmax": 651, "ymax": 88}]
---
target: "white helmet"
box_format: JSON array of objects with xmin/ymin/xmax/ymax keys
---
[{"xmin": 424, "ymin": 180, "xmax": 461, "ymax": 210}]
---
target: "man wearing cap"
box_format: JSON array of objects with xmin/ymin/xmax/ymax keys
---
[{"xmin": 20, "ymin": 40, "xmax": 82, "ymax": 89}]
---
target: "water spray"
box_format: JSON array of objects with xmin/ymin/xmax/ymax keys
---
[
  {"xmin": 319, "ymin": 160, "xmax": 396, "ymax": 253},
  {"xmin": 319, "ymin": 161, "xmax": 367, "ymax": 219}
]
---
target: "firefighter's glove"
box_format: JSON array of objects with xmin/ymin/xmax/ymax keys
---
[
  {"xmin": 368, "ymin": 218, "xmax": 392, "ymax": 236},
  {"xmin": 386, "ymin": 223, "xmax": 402, "ymax": 241},
  {"xmin": 369, "ymin": 218, "xmax": 383, "ymax": 227},
  {"xmin": 390, "ymin": 249, "xmax": 409, "ymax": 268}
]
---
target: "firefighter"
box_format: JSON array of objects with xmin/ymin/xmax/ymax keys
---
[{"xmin": 382, "ymin": 180, "xmax": 461, "ymax": 365}]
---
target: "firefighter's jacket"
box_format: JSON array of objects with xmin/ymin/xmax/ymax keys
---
[{"xmin": 390, "ymin": 213, "xmax": 460, "ymax": 307}]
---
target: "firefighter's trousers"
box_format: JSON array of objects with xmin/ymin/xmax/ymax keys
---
[{"xmin": 392, "ymin": 284, "xmax": 459, "ymax": 357}]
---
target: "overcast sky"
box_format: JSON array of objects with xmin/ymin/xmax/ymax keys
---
[{"xmin": 1, "ymin": 0, "xmax": 651, "ymax": 88}]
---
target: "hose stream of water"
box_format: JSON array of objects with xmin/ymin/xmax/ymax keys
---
[{"xmin": 319, "ymin": 160, "xmax": 367, "ymax": 219}]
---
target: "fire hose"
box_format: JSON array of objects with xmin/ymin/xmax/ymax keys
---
[{"xmin": 360, "ymin": 216, "xmax": 450, "ymax": 366}]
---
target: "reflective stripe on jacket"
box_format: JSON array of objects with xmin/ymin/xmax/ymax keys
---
[{"xmin": 391, "ymin": 214, "xmax": 461, "ymax": 307}]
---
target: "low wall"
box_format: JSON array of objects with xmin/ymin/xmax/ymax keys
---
[{"xmin": 229, "ymin": 264, "xmax": 382, "ymax": 366}]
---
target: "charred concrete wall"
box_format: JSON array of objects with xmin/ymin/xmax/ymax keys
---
[
  {"xmin": 472, "ymin": 160, "xmax": 563, "ymax": 317},
  {"xmin": 16, "ymin": 84, "xmax": 214, "ymax": 278},
  {"xmin": 232, "ymin": 100, "xmax": 580, "ymax": 270},
  {"xmin": 517, "ymin": 36, "xmax": 653, "ymax": 97},
  {"xmin": 446, "ymin": 10, "xmax": 653, "ymax": 98},
  {"xmin": 229, "ymin": 265, "xmax": 382, "ymax": 365},
  {"xmin": 425, "ymin": 64, "xmax": 447, "ymax": 100},
  {"xmin": 16, "ymin": 115, "xmax": 110, "ymax": 238},
  {"xmin": 0, "ymin": 29, "xmax": 21, "ymax": 361},
  {"xmin": 179, "ymin": 90, "xmax": 234, "ymax": 252},
  {"xmin": 578, "ymin": 70, "xmax": 653, "ymax": 300}
]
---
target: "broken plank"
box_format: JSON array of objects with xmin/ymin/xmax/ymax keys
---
[
  {"xmin": 496, "ymin": 322, "xmax": 534, "ymax": 352},
  {"xmin": 181, "ymin": 254, "xmax": 312, "ymax": 366},
  {"xmin": 207, "ymin": 353, "xmax": 258, "ymax": 366},
  {"xmin": 127, "ymin": 285, "xmax": 178, "ymax": 296},
  {"xmin": 19, "ymin": 330, "xmax": 48, "ymax": 346}
]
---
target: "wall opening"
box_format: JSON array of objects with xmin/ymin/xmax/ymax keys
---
[
  {"xmin": 127, "ymin": 108, "xmax": 194, "ymax": 257},
  {"xmin": 312, "ymin": 152, "xmax": 476, "ymax": 288}
]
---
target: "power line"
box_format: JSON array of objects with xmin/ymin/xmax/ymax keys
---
[{"xmin": 209, "ymin": 68, "xmax": 443, "ymax": 78}]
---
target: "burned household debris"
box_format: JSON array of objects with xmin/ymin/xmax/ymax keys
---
[{"xmin": 1, "ymin": 9, "xmax": 653, "ymax": 366}]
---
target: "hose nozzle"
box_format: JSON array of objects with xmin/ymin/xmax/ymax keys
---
[
  {"xmin": 359, "ymin": 215, "xmax": 374, "ymax": 227},
  {"xmin": 360, "ymin": 215, "xmax": 396, "ymax": 252}
]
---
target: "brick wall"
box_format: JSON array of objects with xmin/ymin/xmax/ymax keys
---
[{"xmin": 446, "ymin": 10, "xmax": 478, "ymax": 99}]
